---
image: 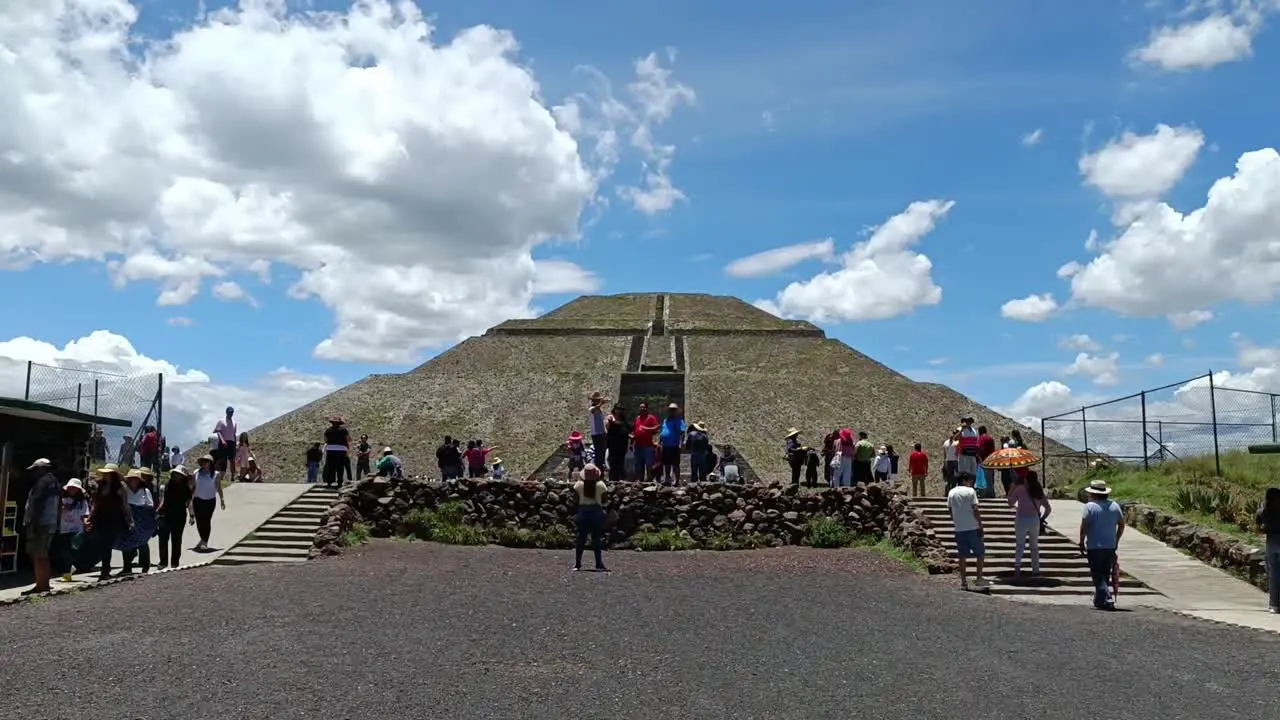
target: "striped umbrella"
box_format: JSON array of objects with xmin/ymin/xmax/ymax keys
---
[{"xmin": 981, "ymin": 447, "xmax": 1040, "ymax": 470}]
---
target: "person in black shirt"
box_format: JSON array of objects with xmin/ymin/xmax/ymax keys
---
[
  {"xmin": 305, "ymin": 443, "xmax": 323, "ymax": 484},
  {"xmin": 355, "ymin": 434, "xmax": 373, "ymax": 478},
  {"xmin": 156, "ymin": 466, "xmax": 193, "ymax": 569},
  {"xmin": 322, "ymin": 417, "xmax": 351, "ymax": 488},
  {"xmin": 436, "ymin": 436, "xmax": 461, "ymax": 480}
]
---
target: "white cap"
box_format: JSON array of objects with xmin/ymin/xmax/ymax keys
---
[
  {"xmin": 27, "ymin": 458, "xmax": 51, "ymax": 470},
  {"xmin": 382, "ymin": 446, "xmax": 393, "ymax": 454}
]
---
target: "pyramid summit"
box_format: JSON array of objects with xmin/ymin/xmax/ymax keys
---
[{"xmin": 246, "ymin": 293, "xmax": 1063, "ymax": 484}]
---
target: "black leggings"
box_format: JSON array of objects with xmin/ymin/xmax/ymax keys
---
[
  {"xmin": 158, "ymin": 517, "xmax": 186, "ymax": 567},
  {"xmin": 192, "ymin": 498, "xmax": 216, "ymax": 544},
  {"xmin": 323, "ymin": 451, "xmax": 350, "ymax": 486},
  {"xmin": 607, "ymin": 447, "xmax": 627, "ymax": 482},
  {"xmin": 95, "ymin": 528, "xmax": 121, "ymax": 579}
]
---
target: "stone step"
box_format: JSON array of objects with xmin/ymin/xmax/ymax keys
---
[
  {"xmin": 252, "ymin": 529, "xmax": 316, "ymax": 541},
  {"xmin": 220, "ymin": 545, "xmax": 310, "ymax": 557},
  {"xmin": 263, "ymin": 516, "xmax": 322, "ymax": 527},
  {"xmin": 273, "ymin": 509, "xmax": 327, "ymax": 519},
  {"xmin": 216, "ymin": 554, "xmax": 308, "ymax": 566},
  {"xmin": 287, "ymin": 500, "xmax": 334, "ymax": 509},
  {"xmin": 236, "ymin": 539, "xmax": 313, "ymax": 551},
  {"xmin": 938, "ymin": 538, "xmax": 1078, "ymax": 550}
]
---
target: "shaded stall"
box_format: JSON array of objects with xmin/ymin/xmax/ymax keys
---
[{"xmin": 0, "ymin": 397, "xmax": 131, "ymax": 579}]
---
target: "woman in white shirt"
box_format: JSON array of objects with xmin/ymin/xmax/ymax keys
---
[
  {"xmin": 572, "ymin": 464, "xmax": 609, "ymax": 572},
  {"xmin": 119, "ymin": 469, "xmax": 156, "ymax": 575},
  {"xmin": 942, "ymin": 430, "xmax": 960, "ymax": 492},
  {"xmin": 54, "ymin": 479, "xmax": 90, "ymax": 582},
  {"xmin": 191, "ymin": 455, "xmax": 227, "ymax": 552}
]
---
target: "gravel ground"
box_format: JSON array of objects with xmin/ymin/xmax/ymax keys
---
[{"xmin": 3, "ymin": 542, "xmax": 1278, "ymax": 720}]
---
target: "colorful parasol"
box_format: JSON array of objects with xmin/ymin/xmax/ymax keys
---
[{"xmin": 981, "ymin": 447, "xmax": 1040, "ymax": 470}]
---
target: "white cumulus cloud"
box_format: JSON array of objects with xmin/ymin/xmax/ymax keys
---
[
  {"xmin": 0, "ymin": 330, "xmax": 337, "ymax": 451},
  {"xmin": 1079, "ymin": 124, "xmax": 1204, "ymax": 199},
  {"xmin": 1059, "ymin": 334, "xmax": 1102, "ymax": 352},
  {"xmin": 1069, "ymin": 147, "xmax": 1280, "ymax": 318},
  {"xmin": 1065, "ymin": 351, "xmax": 1121, "ymax": 386},
  {"xmin": 1132, "ymin": 4, "xmax": 1268, "ymax": 71},
  {"xmin": 724, "ymin": 239, "xmax": 835, "ymax": 279},
  {"xmin": 1167, "ymin": 309, "xmax": 1214, "ymax": 331},
  {"xmin": 1021, "ymin": 128, "xmax": 1044, "ymax": 146},
  {"xmin": 0, "ymin": 0, "xmax": 693, "ymax": 364},
  {"xmin": 753, "ymin": 200, "xmax": 953, "ymax": 323},
  {"xmin": 1000, "ymin": 293, "xmax": 1059, "ymax": 322}
]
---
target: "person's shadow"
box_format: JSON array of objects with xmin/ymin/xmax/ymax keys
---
[{"xmin": 190, "ymin": 545, "xmax": 221, "ymax": 554}]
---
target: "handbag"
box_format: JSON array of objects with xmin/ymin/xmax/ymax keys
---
[{"xmin": 975, "ymin": 467, "xmax": 989, "ymax": 491}]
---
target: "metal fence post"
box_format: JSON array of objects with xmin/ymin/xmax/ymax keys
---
[
  {"xmin": 1158, "ymin": 421, "xmax": 1164, "ymax": 461},
  {"xmin": 1272, "ymin": 394, "xmax": 1278, "ymax": 443},
  {"xmin": 1080, "ymin": 407, "xmax": 1089, "ymax": 470},
  {"xmin": 23, "ymin": 361, "xmax": 31, "ymax": 400},
  {"xmin": 93, "ymin": 379, "xmax": 99, "ymax": 418},
  {"xmin": 76, "ymin": 383, "xmax": 82, "ymax": 412},
  {"xmin": 1140, "ymin": 390, "xmax": 1149, "ymax": 471},
  {"xmin": 156, "ymin": 373, "xmax": 164, "ymax": 449},
  {"xmin": 1040, "ymin": 418, "xmax": 1048, "ymax": 486},
  {"xmin": 1208, "ymin": 371, "xmax": 1221, "ymax": 476}
]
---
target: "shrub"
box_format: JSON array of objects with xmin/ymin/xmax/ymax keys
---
[
  {"xmin": 804, "ymin": 515, "xmax": 851, "ymax": 549},
  {"xmin": 432, "ymin": 501, "xmax": 467, "ymax": 526},
  {"xmin": 338, "ymin": 522, "xmax": 371, "ymax": 547},
  {"xmin": 401, "ymin": 508, "xmax": 439, "ymax": 540},
  {"xmin": 631, "ymin": 529, "xmax": 695, "ymax": 551},
  {"xmin": 431, "ymin": 524, "xmax": 490, "ymax": 546},
  {"xmin": 704, "ymin": 532, "xmax": 769, "ymax": 551},
  {"xmin": 490, "ymin": 525, "xmax": 575, "ymax": 549}
]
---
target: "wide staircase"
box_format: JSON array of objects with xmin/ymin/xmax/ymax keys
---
[
  {"xmin": 912, "ymin": 496, "xmax": 1162, "ymax": 601},
  {"xmin": 215, "ymin": 485, "xmax": 339, "ymax": 566}
]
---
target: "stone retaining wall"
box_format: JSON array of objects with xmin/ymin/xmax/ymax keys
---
[
  {"xmin": 1122, "ymin": 502, "xmax": 1269, "ymax": 591},
  {"xmin": 312, "ymin": 477, "xmax": 955, "ymax": 573}
]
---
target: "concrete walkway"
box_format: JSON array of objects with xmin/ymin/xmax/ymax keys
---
[
  {"xmin": 1044, "ymin": 498, "xmax": 1279, "ymax": 633},
  {"xmin": 2, "ymin": 483, "xmax": 310, "ymax": 603}
]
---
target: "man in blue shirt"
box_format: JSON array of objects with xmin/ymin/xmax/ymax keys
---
[
  {"xmin": 658, "ymin": 403, "xmax": 687, "ymax": 486},
  {"xmin": 1079, "ymin": 479, "xmax": 1125, "ymax": 610}
]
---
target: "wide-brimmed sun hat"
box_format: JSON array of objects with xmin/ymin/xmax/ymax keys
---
[
  {"xmin": 27, "ymin": 458, "xmax": 51, "ymax": 470},
  {"xmin": 198, "ymin": 454, "xmax": 215, "ymax": 465},
  {"xmin": 667, "ymin": 402, "xmax": 680, "ymax": 410},
  {"xmin": 170, "ymin": 465, "xmax": 190, "ymax": 477},
  {"xmin": 329, "ymin": 416, "xmax": 344, "ymax": 424},
  {"xmin": 138, "ymin": 466, "xmax": 155, "ymax": 477},
  {"xmin": 491, "ymin": 457, "xmax": 502, "ymax": 465},
  {"xmin": 582, "ymin": 463, "xmax": 601, "ymax": 481},
  {"xmin": 590, "ymin": 391, "xmax": 608, "ymax": 406},
  {"xmin": 692, "ymin": 422, "xmax": 707, "ymax": 432},
  {"xmin": 1086, "ymin": 479, "xmax": 1112, "ymax": 495},
  {"xmin": 125, "ymin": 469, "xmax": 143, "ymax": 479},
  {"xmin": 97, "ymin": 463, "xmax": 120, "ymax": 475},
  {"xmin": 63, "ymin": 478, "xmax": 84, "ymax": 492},
  {"xmin": 568, "ymin": 431, "xmax": 584, "ymax": 442},
  {"xmin": 785, "ymin": 428, "xmax": 801, "ymax": 439}
]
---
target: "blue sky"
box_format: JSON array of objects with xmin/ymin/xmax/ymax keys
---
[{"xmin": 1, "ymin": 0, "xmax": 1278, "ymax": 445}]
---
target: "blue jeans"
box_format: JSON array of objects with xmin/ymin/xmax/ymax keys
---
[
  {"xmin": 306, "ymin": 462, "xmax": 319, "ymax": 484},
  {"xmin": 1086, "ymin": 548, "xmax": 1117, "ymax": 608},
  {"xmin": 690, "ymin": 452, "xmax": 707, "ymax": 482},
  {"xmin": 575, "ymin": 506, "xmax": 606, "ymax": 569},
  {"xmin": 1266, "ymin": 549, "xmax": 1280, "ymax": 609},
  {"xmin": 634, "ymin": 446, "xmax": 654, "ymax": 477},
  {"xmin": 954, "ymin": 530, "xmax": 984, "ymax": 558}
]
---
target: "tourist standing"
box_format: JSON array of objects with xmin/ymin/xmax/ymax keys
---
[
  {"xmin": 942, "ymin": 430, "xmax": 959, "ymax": 492},
  {"xmin": 631, "ymin": 403, "xmax": 659, "ymax": 482},
  {"xmin": 659, "ymin": 403, "xmax": 686, "ymax": 485},
  {"xmin": 192, "ymin": 455, "xmax": 225, "ymax": 552},
  {"xmin": 322, "ymin": 416, "xmax": 351, "ymax": 488},
  {"xmin": 604, "ymin": 405, "xmax": 630, "ymax": 483},
  {"xmin": 784, "ymin": 429, "xmax": 805, "ymax": 486},
  {"xmin": 947, "ymin": 473, "xmax": 988, "ymax": 590},
  {"xmin": 853, "ymin": 431, "xmax": 876, "ymax": 485},
  {"xmin": 137, "ymin": 425, "xmax": 160, "ymax": 473},
  {"xmin": 834, "ymin": 428, "xmax": 855, "ymax": 487},
  {"xmin": 956, "ymin": 418, "xmax": 979, "ymax": 483},
  {"xmin": 572, "ymin": 464, "xmax": 609, "ymax": 572},
  {"xmin": 1079, "ymin": 480, "xmax": 1124, "ymax": 610},
  {"xmin": 565, "ymin": 433, "xmax": 586, "ymax": 473},
  {"xmin": 1007, "ymin": 470, "xmax": 1050, "ymax": 578},
  {"xmin": 213, "ymin": 407, "xmax": 238, "ymax": 481},
  {"xmin": 687, "ymin": 422, "xmax": 711, "ymax": 483},
  {"xmin": 305, "ymin": 443, "xmax": 323, "ymax": 483},
  {"xmin": 976, "ymin": 425, "xmax": 998, "ymax": 498},
  {"xmin": 908, "ymin": 443, "xmax": 929, "ymax": 497},
  {"xmin": 355, "ymin": 434, "xmax": 373, "ymax": 477},
  {"xmin": 234, "ymin": 433, "xmax": 253, "ymax": 480},
  {"xmin": 588, "ymin": 392, "xmax": 609, "ymax": 469},
  {"xmin": 821, "ymin": 430, "xmax": 837, "ymax": 486},
  {"xmin": 54, "ymin": 478, "xmax": 90, "ymax": 582},
  {"xmin": 156, "ymin": 466, "xmax": 193, "ymax": 569},
  {"xmin": 169, "ymin": 446, "xmax": 185, "ymax": 471},
  {"xmin": 873, "ymin": 445, "xmax": 891, "ymax": 483},
  {"xmin": 21, "ymin": 458, "xmax": 61, "ymax": 595},
  {"xmin": 87, "ymin": 464, "xmax": 132, "ymax": 581},
  {"xmin": 118, "ymin": 470, "xmax": 156, "ymax": 575},
  {"xmin": 1256, "ymin": 487, "xmax": 1280, "ymax": 614}
]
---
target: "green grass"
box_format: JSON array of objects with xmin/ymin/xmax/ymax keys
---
[
  {"xmin": 852, "ymin": 535, "xmax": 926, "ymax": 573},
  {"xmin": 1066, "ymin": 450, "xmax": 1278, "ymax": 544},
  {"xmin": 631, "ymin": 529, "xmax": 696, "ymax": 551},
  {"xmin": 803, "ymin": 516, "xmax": 852, "ymax": 548},
  {"xmin": 338, "ymin": 522, "xmax": 371, "ymax": 547}
]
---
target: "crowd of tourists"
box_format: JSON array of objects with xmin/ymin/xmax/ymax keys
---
[{"xmin": 18, "ymin": 454, "xmax": 228, "ymax": 595}]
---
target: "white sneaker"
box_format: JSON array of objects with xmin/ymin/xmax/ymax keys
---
[{"xmin": 1269, "ymin": 606, "xmax": 1279, "ymax": 614}]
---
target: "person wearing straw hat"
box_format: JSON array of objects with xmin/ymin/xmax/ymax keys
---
[
  {"xmin": 117, "ymin": 469, "xmax": 157, "ymax": 575},
  {"xmin": 659, "ymin": 403, "xmax": 687, "ymax": 486},
  {"xmin": 156, "ymin": 465, "xmax": 194, "ymax": 569},
  {"xmin": 587, "ymin": 391, "xmax": 609, "ymax": 470},
  {"xmin": 572, "ymin": 463, "xmax": 609, "ymax": 572},
  {"xmin": 85, "ymin": 463, "xmax": 132, "ymax": 581},
  {"xmin": 1079, "ymin": 479, "xmax": 1125, "ymax": 610},
  {"xmin": 322, "ymin": 416, "xmax": 352, "ymax": 488},
  {"xmin": 490, "ymin": 456, "xmax": 507, "ymax": 481},
  {"xmin": 191, "ymin": 454, "xmax": 225, "ymax": 552},
  {"xmin": 53, "ymin": 477, "xmax": 91, "ymax": 583},
  {"xmin": 687, "ymin": 421, "xmax": 711, "ymax": 483}
]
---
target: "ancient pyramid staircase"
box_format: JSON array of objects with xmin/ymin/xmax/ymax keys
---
[
  {"xmin": 215, "ymin": 485, "xmax": 339, "ymax": 566},
  {"xmin": 911, "ymin": 496, "xmax": 1163, "ymax": 600}
]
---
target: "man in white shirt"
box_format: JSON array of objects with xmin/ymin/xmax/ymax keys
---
[
  {"xmin": 947, "ymin": 473, "xmax": 988, "ymax": 590},
  {"xmin": 169, "ymin": 446, "xmax": 185, "ymax": 470}
]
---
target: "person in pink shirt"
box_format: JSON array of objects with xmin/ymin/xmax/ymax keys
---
[
  {"xmin": 1006, "ymin": 470, "xmax": 1051, "ymax": 577},
  {"xmin": 213, "ymin": 406, "xmax": 238, "ymax": 481}
]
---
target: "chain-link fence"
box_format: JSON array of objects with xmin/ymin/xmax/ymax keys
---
[
  {"xmin": 23, "ymin": 361, "xmax": 164, "ymax": 469},
  {"xmin": 1040, "ymin": 372, "xmax": 1279, "ymax": 485}
]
